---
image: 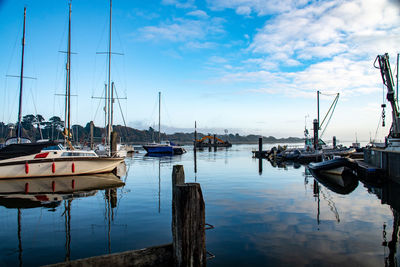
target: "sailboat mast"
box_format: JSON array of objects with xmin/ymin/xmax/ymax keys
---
[
  {"xmin": 107, "ymin": 0, "xmax": 112, "ymax": 147},
  {"xmin": 158, "ymin": 91, "xmax": 161, "ymax": 143},
  {"xmin": 17, "ymin": 7, "xmax": 27, "ymax": 143},
  {"xmin": 111, "ymin": 82, "xmax": 114, "ymax": 128},
  {"xmin": 317, "ymin": 90, "xmax": 320, "ymax": 129},
  {"xmin": 67, "ymin": 2, "xmax": 72, "ymax": 143}
]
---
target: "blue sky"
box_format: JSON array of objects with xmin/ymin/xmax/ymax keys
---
[{"xmin": 0, "ymin": 0, "xmax": 399, "ymax": 142}]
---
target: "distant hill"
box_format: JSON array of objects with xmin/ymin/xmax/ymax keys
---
[{"xmin": 0, "ymin": 115, "xmax": 304, "ymax": 145}]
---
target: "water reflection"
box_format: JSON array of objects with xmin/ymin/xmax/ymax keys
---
[
  {"xmin": 372, "ymin": 180, "xmax": 400, "ymax": 266},
  {"xmin": 310, "ymin": 170, "xmax": 359, "ymax": 195},
  {"xmin": 0, "ymin": 174, "xmax": 124, "ymax": 266}
]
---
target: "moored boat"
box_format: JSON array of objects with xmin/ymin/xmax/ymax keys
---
[{"xmin": 0, "ymin": 142, "xmax": 123, "ymax": 179}]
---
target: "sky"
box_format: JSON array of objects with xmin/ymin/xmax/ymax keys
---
[{"xmin": 0, "ymin": 0, "xmax": 399, "ymax": 142}]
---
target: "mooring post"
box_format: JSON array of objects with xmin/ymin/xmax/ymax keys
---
[
  {"xmin": 333, "ymin": 136, "xmax": 336, "ymax": 148},
  {"xmin": 258, "ymin": 137, "xmax": 262, "ymax": 155},
  {"xmin": 90, "ymin": 121, "xmax": 94, "ymax": 150},
  {"xmin": 172, "ymin": 165, "xmax": 206, "ymax": 267},
  {"xmin": 313, "ymin": 119, "xmax": 319, "ymax": 150},
  {"xmin": 173, "ymin": 183, "xmax": 206, "ymax": 267},
  {"xmin": 111, "ymin": 131, "xmax": 117, "ymax": 156}
]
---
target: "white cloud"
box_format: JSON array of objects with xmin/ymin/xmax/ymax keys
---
[
  {"xmin": 207, "ymin": 0, "xmax": 310, "ymax": 16},
  {"xmin": 236, "ymin": 6, "xmax": 251, "ymax": 16},
  {"xmin": 138, "ymin": 17, "xmax": 225, "ymax": 44},
  {"xmin": 162, "ymin": 0, "xmax": 196, "ymax": 9},
  {"xmin": 186, "ymin": 10, "xmax": 209, "ymax": 19}
]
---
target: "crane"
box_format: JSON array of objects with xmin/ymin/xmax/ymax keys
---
[{"xmin": 374, "ymin": 53, "xmax": 400, "ymax": 146}]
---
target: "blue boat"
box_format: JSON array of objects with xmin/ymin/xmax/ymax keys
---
[
  {"xmin": 143, "ymin": 92, "xmax": 186, "ymax": 156},
  {"xmin": 143, "ymin": 141, "xmax": 185, "ymax": 155}
]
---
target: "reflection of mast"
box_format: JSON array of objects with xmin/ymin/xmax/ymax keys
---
[
  {"xmin": 158, "ymin": 158, "xmax": 161, "ymax": 213},
  {"xmin": 18, "ymin": 209, "xmax": 22, "ymax": 267},
  {"xmin": 320, "ymin": 188, "xmax": 340, "ymax": 223},
  {"xmin": 64, "ymin": 200, "xmax": 71, "ymax": 261}
]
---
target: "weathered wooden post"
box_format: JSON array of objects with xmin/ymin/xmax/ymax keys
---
[
  {"xmin": 90, "ymin": 121, "xmax": 94, "ymax": 150},
  {"xmin": 313, "ymin": 119, "xmax": 319, "ymax": 150},
  {"xmin": 172, "ymin": 165, "xmax": 206, "ymax": 267},
  {"xmin": 258, "ymin": 137, "xmax": 262, "ymax": 155},
  {"xmin": 111, "ymin": 131, "xmax": 118, "ymax": 156},
  {"xmin": 194, "ymin": 121, "xmax": 197, "ymax": 151}
]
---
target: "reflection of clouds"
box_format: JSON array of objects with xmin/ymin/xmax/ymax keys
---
[{"xmin": 205, "ymin": 174, "xmax": 392, "ymax": 266}]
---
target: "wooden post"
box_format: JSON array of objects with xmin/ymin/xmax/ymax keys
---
[
  {"xmin": 111, "ymin": 131, "xmax": 117, "ymax": 156},
  {"xmin": 90, "ymin": 121, "xmax": 94, "ymax": 150},
  {"xmin": 258, "ymin": 137, "xmax": 262, "ymax": 154},
  {"xmin": 313, "ymin": 119, "xmax": 319, "ymax": 150},
  {"xmin": 172, "ymin": 165, "xmax": 185, "ymax": 245},
  {"xmin": 173, "ymin": 183, "xmax": 206, "ymax": 267}
]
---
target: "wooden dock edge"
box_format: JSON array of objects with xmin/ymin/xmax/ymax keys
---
[{"xmin": 42, "ymin": 243, "xmax": 173, "ymax": 267}]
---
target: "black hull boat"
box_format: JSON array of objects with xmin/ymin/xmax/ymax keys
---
[{"xmin": 308, "ymin": 157, "xmax": 356, "ymax": 175}]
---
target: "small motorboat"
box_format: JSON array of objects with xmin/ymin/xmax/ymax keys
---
[{"xmin": 308, "ymin": 157, "xmax": 356, "ymax": 175}]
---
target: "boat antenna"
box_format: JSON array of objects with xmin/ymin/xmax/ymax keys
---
[{"xmin": 17, "ymin": 7, "xmax": 27, "ymax": 143}]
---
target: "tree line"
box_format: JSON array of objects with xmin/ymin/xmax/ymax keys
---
[{"xmin": 0, "ymin": 114, "xmax": 304, "ymax": 145}]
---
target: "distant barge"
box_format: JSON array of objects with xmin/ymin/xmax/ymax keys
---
[{"xmin": 194, "ymin": 135, "xmax": 232, "ymax": 148}]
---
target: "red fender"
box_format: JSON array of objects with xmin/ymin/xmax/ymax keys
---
[
  {"xmin": 25, "ymin": 162, "xmax": 29, "ymax": 174},
  {"xmin": 72, "ymin": 162, "xmax": 75, "ymax": 173},
  {"xmin": 52, "ymin": 162, "xmax": 56, "ymax": 173}
]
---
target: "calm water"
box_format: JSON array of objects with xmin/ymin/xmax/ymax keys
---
[{"xmin": 0, "ymin": 144, "xmax": 398, "ymax": 266}]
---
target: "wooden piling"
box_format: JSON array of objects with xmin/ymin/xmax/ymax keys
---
[
  {"xmin": 258, "ymin": 137, "xmax": 262, "ymax": 153},
  {"xmin": 173, "ymin": 183, "xmax": 206, "ymax": 267},
  {"xmin": 90, "ymin": 121, "xmax": 94, "ymax": 150},
  {"xmin": 313, "ymin": 119, "xmax": 319, "ymax": 150},
  {"xmin": 111, "ymin": 131, "xmax": 117, "ymax": 156}
]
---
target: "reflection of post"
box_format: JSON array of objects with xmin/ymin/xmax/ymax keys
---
[
  {"xmin": 64, "ymin": 200, "xmax": 71, "ymax": 262},
  {"xmin": 386, "ymin": 209, "xmax": 400, "ymax": 266},
  {"xmin": 18, "ymin": 208, "xmax": 22, "ymax": 267},
  {"xmin": 313, "ymin": 179, "xmax": 320, "ymax": 226},
  {"xmin": 105, "ymin": 190, "xmax": 112, "ymax": 254},
  {"xmin": 258, "ymin": 158, "xmax": 262, "ymax": 175}
]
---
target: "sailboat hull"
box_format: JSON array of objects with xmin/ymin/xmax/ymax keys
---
[{"xmin": 0, "ymin": 157, "xmax": 124, "ymax": 179}]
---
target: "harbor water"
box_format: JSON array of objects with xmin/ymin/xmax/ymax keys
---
[{"xmin": 0, "ymin": 144, "xmax": 398, "ymax": 266}]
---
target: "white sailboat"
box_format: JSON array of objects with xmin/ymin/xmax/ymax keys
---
[{"xmin": 0, "ymin": 5, "xmax": 124, "ymax": 179}]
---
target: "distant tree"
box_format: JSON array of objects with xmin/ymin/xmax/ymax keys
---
[
  {"xmin": 21, "ymin": 114, "xmax": 36, "ymax": 130},
  {"xmin": 48, "ymin": 116, "xmax": 64, "ymax": 130}
]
